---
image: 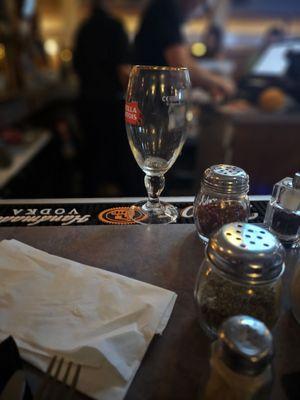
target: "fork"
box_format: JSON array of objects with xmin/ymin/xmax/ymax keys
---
[{"xmin": 34, "ymin": 356, "xmax": 81, "ymax": 400}]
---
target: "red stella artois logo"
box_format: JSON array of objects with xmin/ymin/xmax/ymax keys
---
[{"xmin": 125, "ymin": 102, "xmax": 143, "ymax": 125}]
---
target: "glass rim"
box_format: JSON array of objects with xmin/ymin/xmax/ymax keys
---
[{"xmin": 132, "ymin": 65, "xmax": 188, "ymax": 72}]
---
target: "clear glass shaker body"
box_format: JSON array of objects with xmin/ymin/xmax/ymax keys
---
[
  {"xmin": 194, "ymin": 189, "xmax": 250, "ymax": 243},
  {"xmin": 194, "ymin": 258, "xmax": 283, "ymax": 338},
  {"xmin": 264, "ymin": 174, "xmax": 300, "ymax": 248}
]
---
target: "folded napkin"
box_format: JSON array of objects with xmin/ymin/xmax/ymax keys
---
[{"xmin": 0, "ymin": 240, "xmax": 177, "ymax": 400}]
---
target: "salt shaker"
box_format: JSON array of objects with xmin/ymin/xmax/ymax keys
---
[
  {"xmin": 194, "ymin": 222, "xmax": 285, "ymax": 338},
  {"xmin": 202, "ymin": 315, "xmax": 274, "ymax": 400},
  {"xmin": 194, "ymin": 164, "xmax": 250, "ymax": 243},
  {"xmin": 264, "ymin": 173, "xmax": 300, "ymax": 248}
]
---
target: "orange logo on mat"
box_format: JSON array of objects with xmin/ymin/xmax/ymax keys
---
[{"xmin": 98, "ymin": 207, "xmax": 146, "ymax": 225}]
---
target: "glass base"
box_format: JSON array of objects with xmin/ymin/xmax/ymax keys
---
[{"xmin": 129, "ymin": 200, "xmax": 178, "ymax": 224}]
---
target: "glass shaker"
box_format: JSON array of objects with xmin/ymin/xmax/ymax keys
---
[
  {"xmin": 264, "ymin": 172, "xmax": 300, "ymax": 248},
  {"xmin": 202, "ymin": 315, "xmax": 274, "ymax": 400},
  {"xmin": 194, "ymin": 222, "xmax": 285, "ymax": 338},
  {"xmin": 194, "ymin": 164, "xmax": 250, "ymax": 243}
]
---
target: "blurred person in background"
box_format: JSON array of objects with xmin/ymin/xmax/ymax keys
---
[
  {"xmin": 73, "ymin": 0, "xmax": 137, "ymax": 196},
  {"xmin": 134, "ymin": 0, "xmax": 235, "ymax": 98},
  {"xmin": 262, "ymin": 26, "xmax": 287, "ymax": 49},
  {"xmin": 202, "ymin": 24, "xmax": 224, "ymax": 59}
]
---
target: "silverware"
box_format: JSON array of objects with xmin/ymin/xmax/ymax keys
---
[
  {"xmin": 0, "ymin": 370, "xmax": 26, "ymax": 400},
  {"xmin": 34, "ymin": 356, "xmax": 81, "ymax": 400}
]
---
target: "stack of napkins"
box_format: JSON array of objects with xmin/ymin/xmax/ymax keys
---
[{"xmin": 0, "ymin": 240, "xmax": 177, "ymax": 400}]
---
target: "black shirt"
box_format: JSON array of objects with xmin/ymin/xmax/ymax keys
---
[
  {"xmin": 73, "ymin": 8, "xmax": 130, "ymax": 101},
  {"xmin": 134, "ymin": 0, "xmax": 184, "ymax": 66}
]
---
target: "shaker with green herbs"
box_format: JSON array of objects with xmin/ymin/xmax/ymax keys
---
[{"xmin": 194, "ymin": 222, "xmax": 285, "ymax": 338}]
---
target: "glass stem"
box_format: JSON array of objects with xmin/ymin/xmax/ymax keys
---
[{"xmin": 145, "ymin": 174, "xmax": 165, "ymax": 209}]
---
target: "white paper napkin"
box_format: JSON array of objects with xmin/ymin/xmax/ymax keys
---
[{"xmin": 0, "ymin": 239, "xmax": 177, "ymax": 400}]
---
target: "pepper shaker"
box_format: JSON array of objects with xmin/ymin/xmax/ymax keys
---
[
  {"xmin": 194, "ymin": 164, "xmax": 250, "ymax": 243},
  {"xmin": 194, "ymin": 222, "xmax": 285, "ymax": 338},
  {"xmin": 264, "ymin": 173, "xmax": 300, "ymax": 248}
]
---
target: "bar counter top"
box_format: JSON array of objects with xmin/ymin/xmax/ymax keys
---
[{"xmin": 0, "ymin": 197, "xmax": 299, "ymax": 399}]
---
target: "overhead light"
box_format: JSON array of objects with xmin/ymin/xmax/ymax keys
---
[{"xmin": 44, "ymin": 39, "xmax": 59, "ymax": 56}]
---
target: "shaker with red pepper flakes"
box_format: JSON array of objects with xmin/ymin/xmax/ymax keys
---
[{"xmin": 194, "ymin": 165, "xmax": 250, "ymax": 242}]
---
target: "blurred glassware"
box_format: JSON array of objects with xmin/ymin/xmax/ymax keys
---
[
  {"xmin": 125, "ymin": 65, "xmax": 191, "ymax": 224},
  {"xmin": 194, "ymin": 164, "xmax": 250, "ymax": 243},
  {"xmin": 194, "ymin": 222, "xmax": 285, "ymax": 338},
  {"xmin": 291, "ymin": 255, "xmax": 300, "ymax": 325}
]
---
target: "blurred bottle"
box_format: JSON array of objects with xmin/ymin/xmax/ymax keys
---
[
  {"xmin": 291, "ymin": 253, "xmax": 300, "ymax": 325},
  {"xmin": 202, "ymin": 315, "xmax": 273, "ymax": 400}
]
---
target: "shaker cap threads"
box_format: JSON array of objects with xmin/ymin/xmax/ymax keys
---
[
  {"xmin": 217, "ymin": 315, "xmax": 273, "ymax": 376},
  {"xmin": 207, "ymin": 222, "xmax": 285, "ymax": 284},
  {"xmin": 203, "ymin": 165, "xmax": 249, "ymax": 195}
]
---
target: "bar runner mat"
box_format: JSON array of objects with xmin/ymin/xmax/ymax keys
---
[{"xmin": 0, "ymin": 201, "xmax": 267, "ymax": 227}]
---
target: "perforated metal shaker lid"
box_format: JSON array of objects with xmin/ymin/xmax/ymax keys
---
[
  {"xmin": 203, "ymin": 164, "xmax": 249, "ymax": 194},
  {"xmin": 217, "ymin": 315, "xmax": 273, "ymax": 376},
  {"xmin": 207, "ymin": 222, "xmax": 285, "ymax": 284}
]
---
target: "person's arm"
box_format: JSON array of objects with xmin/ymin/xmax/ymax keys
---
[{"xmin": 165, "ymin": 44, "xmax": 235, "ymax": 97}]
